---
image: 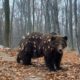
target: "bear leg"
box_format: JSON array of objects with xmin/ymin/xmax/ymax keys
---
[
  {"xmin": 22, "ymin": 53, "xmax": 32, "ymax": 65},
  {"xmin": 44, "ymin": 53, "xmax": 56, "ymax": 71},
  {"xmin": 17, "ymin": 55, "xmax": 21, "ymax": 63},
  {"xmin": 54, "ymin": 50, "xmax": 63, "ymax": 70}
]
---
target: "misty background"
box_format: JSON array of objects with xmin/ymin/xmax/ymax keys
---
[{"xmin": 0, "ymin": 0, "xmax": 80, "ymax": 53}]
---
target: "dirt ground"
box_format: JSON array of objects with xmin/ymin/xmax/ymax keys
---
[{"xmin": 0, "ymin": 48, "xmax": 80, "ymax": 80}]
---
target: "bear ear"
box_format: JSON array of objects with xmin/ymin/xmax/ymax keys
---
[
  {"xmin": 51, "ymin": 36, "xmax": 56, "ymax": 41},
  {"xmin": 63, "ymin": 36, "xmax": 68, "ymax": 41}
]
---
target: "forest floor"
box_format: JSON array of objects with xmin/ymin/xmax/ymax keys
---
[{"xmin": 0, "ymin": 48, "xmax": 80, "ymax": 80}]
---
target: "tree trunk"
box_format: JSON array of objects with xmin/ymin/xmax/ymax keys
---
[
  {"xmin": 74, "ymin": 0, "xmax": 80, "ymax": 54},
  {"xmin": 45, "ymin": 0, "xmax": 51, "ymax": 33},
  {"xmin": 28, "ymin": 0, "xmax": 32, "ymax": 33},
  {"xmin": 10, "ymin": 0, "xmax": 15, "ymax": 47},
  {"xmin": 69, "ymin": 0, "xmax": 74, "ymax": 49},
  {"xmin": 53, "ymin": 0, "xmax": 60, "ymax": 34},
  {"xmin": 33, "ymin": 0, "xmax": 34, "ymax": 32},
  {"xmin": 4, "ymin": 0, "xmax": 10, "ymax": 47},
  {"xmin": 65, "ymin": 0, "xmax": 68, "ymax": 36}
]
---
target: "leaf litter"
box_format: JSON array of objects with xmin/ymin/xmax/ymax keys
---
[{"xmin": 0, "ymin": 48, "xmax": 80, "ymax": 80}]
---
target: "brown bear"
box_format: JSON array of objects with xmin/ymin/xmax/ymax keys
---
[
  {"xmin": 17, "ymin": 32, "xmax": 43, "ymax": 64},
  {"xmin": 42, "ymin": 34, "xmax": 67, "ymax": 71},
  {"xmin": 18, "ymin": 32, "xmax": 43, "ymax": 50},
  {"xmin": 17, "ymin": 32, "xmax": 68, "ymax": 71}
]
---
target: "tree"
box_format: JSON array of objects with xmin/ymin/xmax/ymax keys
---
[
  {"xmin": 4, "ymin": 0, "xmax": 10, "ymax": 47},
  {"xmin": 69, "ymin": 0, "xmax": 74, "ymax": 49},
  {"xmin": 0, "ymin": 9, "xmax": 3, "ymax": 45},
  {"xmin": 64, "ymin": 0, "xmax": 68, "ymax": 36},
  {"xmin": 74, "ymin": 0, "xmax": 80, "ymax": 53},
  {"xmin": 27, "ymin": 0, "xmax": 32, "ymax": 33},
  {"xmin": 45, "ymin": 0, "xmax": 51, "ymax": 33},
  {"xmin": 33, "ymin": 0, "xmax": 34, "ymax": 32},
  {"xmin": 53, "ymin": 0, "xmax": 60, "ymax": 34},
  {"xmin": 10, "ymin": 0, "xmax": 15, "ymax": 47}
]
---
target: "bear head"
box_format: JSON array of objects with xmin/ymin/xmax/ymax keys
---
[{"xmin": 51, "ymin": 35, "xmax": 68, "ymax": 53}]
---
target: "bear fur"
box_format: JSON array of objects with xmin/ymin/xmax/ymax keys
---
[{"xmin": 17, "ymin": 32, "xmax": 67, "ymax": 71}]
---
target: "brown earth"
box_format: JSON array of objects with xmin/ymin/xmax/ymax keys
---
[{"xmin": 0, "ymin": 48, "xmax": 80, "ymax": 80}]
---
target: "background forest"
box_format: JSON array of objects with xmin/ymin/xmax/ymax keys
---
[{"xmin": 0, "ymin": 0, "xmax": 80, "ymax": 53}]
